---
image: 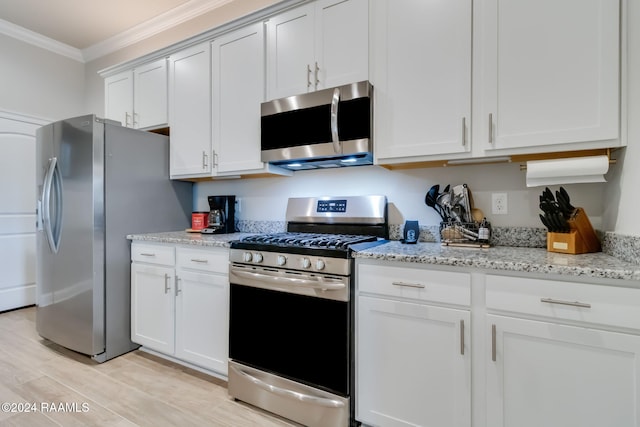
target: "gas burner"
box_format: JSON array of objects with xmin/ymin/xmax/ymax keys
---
[{"xmin": 239, "ymin": 232, "xmax": 378, "ymax": 250}]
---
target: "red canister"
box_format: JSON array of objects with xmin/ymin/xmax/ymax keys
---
[{"xmin": 191, "ymin": 212, "xmax": 209, "ymax": 230}]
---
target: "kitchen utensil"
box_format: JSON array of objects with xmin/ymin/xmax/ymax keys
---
[
  {"xmin": 425, "ymin": 185, "xmax": 447, "ymax": 221},
  {"xmin": 471, "ymin": 208, "xmax": 484, "ymax": 223},
  {"xmin": 556, "ymin": 186, "xmax": 577, "ymax": 219}
]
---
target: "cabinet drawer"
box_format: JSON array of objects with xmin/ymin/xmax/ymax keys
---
[
  {"xmin": 131, "ymin": 243, "xmax": 175, "ymax": 266},
  {"xmin": 357, "ymin": 263, "xmax": 470, "ymax": 307},
  {"xmin": 486, "ymin": 275, "xmax": 640, "ymax": 331},
  {"xmin": 176, "ymin": 247, "xmax": 228, "ymax": 273}
]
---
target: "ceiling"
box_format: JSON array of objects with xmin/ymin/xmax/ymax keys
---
[{"xmin": 0, "ymin": 0, "xmax": 235, "ymax": 61}]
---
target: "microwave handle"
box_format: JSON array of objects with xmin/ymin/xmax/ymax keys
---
[{"xmin": 330, "ymin": 87, "xmax": 341, "ymax": 154}]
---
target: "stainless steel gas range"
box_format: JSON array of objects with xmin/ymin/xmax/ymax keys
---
[{"xmin": 228, "ymin": 195, "xmax": 388, "ymax": 427}]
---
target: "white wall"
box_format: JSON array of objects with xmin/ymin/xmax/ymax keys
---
[
  {"xmin": 193, "ymin": 164, "xmax": 607, "ymax": 229},
  {"xmin": 0, "ymin": 34, "xmax": 84, "ymax": 120}
]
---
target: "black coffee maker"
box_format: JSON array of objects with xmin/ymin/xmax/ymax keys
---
[{"xmin": 201, "ymin": 195, "xmax": 236, "ymax": 234}]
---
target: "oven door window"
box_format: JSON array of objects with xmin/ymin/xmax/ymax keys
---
[{"xmin": 229, "ymin": 284, "xmax": 349, "ymax": 396}]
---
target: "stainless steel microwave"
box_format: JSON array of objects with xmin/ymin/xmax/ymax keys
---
[{"xmin": 261, "ymin": 81, "xmax": 372, "ymax": 171}]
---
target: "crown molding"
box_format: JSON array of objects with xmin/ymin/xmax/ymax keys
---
[
  {"xmin": 1, "ymin": 0, "xmax": 238, "ymax": 63},
  {"xmin": 82, "ymin": 0, "xmax": 235, "ymax": 62},
  {"xmin": 0, "ymin": 18, "xmax": 84, "ymax": 62}
]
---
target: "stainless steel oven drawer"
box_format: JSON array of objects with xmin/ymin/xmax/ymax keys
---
[{"xmin": 228, "ymin": 361, "xmax": 349, "ymax": 427}]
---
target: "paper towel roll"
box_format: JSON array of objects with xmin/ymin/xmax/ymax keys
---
[{"xmin": 525, "ymin": 155, "xmax": 609, "ymax": 187}]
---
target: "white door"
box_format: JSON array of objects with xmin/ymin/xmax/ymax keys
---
[
  {"xmin": 104, "ymin": 70, "xmax": 133, "ymax": 127},
  {"xmin": 0, "ymin": 115, "xmax": 41, "ymax": 311},
  {"xmin": 357, "ymin": 295, "xmax": 471, "ymax": 427},
  {"xmin": 266, "ymin": 3, "xmax": 315, "ymax": 100},
  {"xmin": 372, "ymin": 0, "xmax": 472, "ymax": 161},
  {"xmin": 134, "ymin": 58, "xmax": 168, "ymax": 129},
  {"xmin": 212, "ymin": 22, "xmax": 265, "ymax": 174},
  {"xmin": 479, "ymin": 0, "xmax": 620, "ymax": 151},
  {"xmin": 175, "ymin": 269, "xmax": 229, "ymax": 374},
  {"xmin": 487, "ymin": 314, "xmax": 640, "ymax": 427},
  {"xmin": 169, "ymin": 42, "xmax": 212, "ymax": 178},
  {"xmin": 314, "ymin": 0, "xmax": 368, "ymax": 90},
  {"xmin": 131, "ymin": 263, "xmax": 175, "ymax": 354}
]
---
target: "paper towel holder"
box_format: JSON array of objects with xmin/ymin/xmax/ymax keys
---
[{"xmin": 518, "ymin": 148, "xmax": 617, "ymax": 171}]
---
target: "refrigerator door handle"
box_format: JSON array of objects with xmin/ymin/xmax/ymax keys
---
[{"xmin": 42, "ymin": 157, "xmax": 63, "ymax": 254}]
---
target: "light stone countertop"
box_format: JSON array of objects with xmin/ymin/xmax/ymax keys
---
[
  {"xmin": 353, "ymin": 241, "xmax": 640, "ymax": 283},
  {"xmin": 127, "ymin": 231, "xmax": 256, "ymax": 248},
  {"xmin": 126, "ymin": 231, "xmax": 640, "ymax": 283}
]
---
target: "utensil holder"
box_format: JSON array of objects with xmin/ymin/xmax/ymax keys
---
[
  {"xmin": 547, "ymin": 207, "xmax": 601, "ymax": 254},
  {"xmin": 440, "ymin": 220, "xmax": 491, "ymax": 248}
]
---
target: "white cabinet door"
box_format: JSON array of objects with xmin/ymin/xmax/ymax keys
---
[
  {"xmin": 0, "ymin": 115, "xmax": 40, "ymax": 312},
  {"xmin": 487, "ymin": 314, "xmax": 640, "ymax": 427},
  {"xmin": 175, "ymin": 269, "xmax": 229, "ymax": 374},
  {"xmin": 169, "ymin": 42, "xmax": 212, "ymax": 178},
  {"xmin": 479, "ymin": 0, "xmax": 620, "ymax": 152},
  {"xmin": 314, "ymin": 0, "xmax": 368, "ymax": 91},
  {"xmin": 134, "ymin": 58, "xmax": 168, "ymax": 129},
  {"xmin": 104, "ymin": 70, "xmax": 133, "ymax": 127},
  {"xmin": 212, "ymin": 22, "xmax": 266, "ymax": 174},
  {"xmin": 266, "ymin": 0, "xmax": 368, "ymax": 100},
  {"xmin": 266, "ymin": 3, "xmax": 315, "ymax": 100},
  {"xmin": 372, "ymin": 0, "xmax": 472, "ymax": 161},
  {"xmin": 357, "ymin": 295, "xmax": 471, "ymax": 427},
  {"xmin": 131, "ymin": 263, "xmax": 175, "ymax": 354}
]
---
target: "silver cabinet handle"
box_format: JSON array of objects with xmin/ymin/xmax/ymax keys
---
[
  {"xmin": 314, "ymin": 61, "xmax": 320, "ymax": 90},
  {"xmin": 461, "ymin": 117, "xmax": 467, "ymax": 146},
  {"xmin": 330, "ymin": 87, "xmax": 341, "ymax": 154},
  {"xmin": 488, "ymin": 113, "xmax": 494, "ymax": 143},
  {"xmin": 175, "ymin": 277, "xmax": 182, "ymax": 296},
  {"xmin": 307, "ymin": 64, "xmax": 312, "ymax": 88},
  {"xmin": 202, "ymin": 151, "xmax": 208, "ymax": 169},
  {"xmin": 540, "ymin": 298, "xmax": 591, "ymax": 309},
  {"xmin": 190, "ymin": 259, "xmax": 208, "ymax": 264},
  {"xmin": 392, "ymin": 281, "xmax": 425, "ymax": 289},
  {"xmin": 460, "ymin": 319, "xmax": 465, "ymax": 355},
  {"xmin": 164, "ymin": 273, "xmax": 171, "ymax": 294},
  {"xmin": 230, "ymin": 364, "xmax": 345, "ymax": 408},
  {"xmin": 491, "ymin": 324, "xmax": 497, "ymax": 362},
  {"xmin": 140, "ymin": 253, "xmax": 156, "ymax": 257}
]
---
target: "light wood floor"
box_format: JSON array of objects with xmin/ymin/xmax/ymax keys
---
[{"xmin": 0, "ymin": 307, "xmax": 299, "ymax": 426}]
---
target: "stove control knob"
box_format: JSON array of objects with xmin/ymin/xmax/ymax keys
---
[
  {"xmin": 301, "ymin": 258, "xmax": 311, "ymax": 269},
  {"xmin": 243, "ymin": 252, "xmax": 253, "ymax": 262},
  {"xmin": 316, "ymin": 259, "xmax": 326, "ymax": 270},
  {"xmin": 277, "ymin": 255, "xmax": 287, "ymax": 266},
  {"xmin": 253, "ymin": 253, "xmax": 263, "ymax": 263}
]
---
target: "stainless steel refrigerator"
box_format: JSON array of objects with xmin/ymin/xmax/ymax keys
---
[{"xmin": 35, "ymin": 114, "xmax": 191, "ymax": 362}]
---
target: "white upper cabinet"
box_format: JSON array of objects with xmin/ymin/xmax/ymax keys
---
[
  {"xmin": 168, "ymin": 43, "xmax": 212, "ymax": 178},
  {"xmin": 266, "ymin": 0, "xmax": 369, "ymax": 100},
  {"xmin": 104, "ymin": 58, "xmax": 168, "ymax": 129},
  {"xmin": 372, "ymin": 0, "xmax": 473, "ymax": 162},
  {"xmin": 212, "ymin": 22, "xmax": 272, "ymax": 175},
  {"xmin": 478, "ymin": 0, "xmax": 621, "ymax": 153}
]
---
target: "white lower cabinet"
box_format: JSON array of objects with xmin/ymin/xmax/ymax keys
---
[
  {"xmin": 131, "ymin": 262, "xmax": 176, "ymax": 354},
  {"xmin": 486, "ymin": 314, "xmax": 640, "ymax": 427},
  {"xmin": 485, "ymin": 275, "xmax": 640, "ymax": 427},
  {"xmin": 356, "ymin": 262, "xmax": 471, "ymax": 427},
  {"xmin": 131, "ymin": 242, "xmax": 229, "ymax": 376}
]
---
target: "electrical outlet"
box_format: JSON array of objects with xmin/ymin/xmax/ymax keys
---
[{"xmin": 492, "ymin": 193, "xmax": 508, "ymax": 215}]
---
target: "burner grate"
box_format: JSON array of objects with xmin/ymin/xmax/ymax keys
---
[{"xmin": 239, "ymin": 232, "xmax": 377, "ymax": 250}]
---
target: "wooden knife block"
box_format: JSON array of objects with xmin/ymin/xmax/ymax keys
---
[{"xmin": 547, "ymin": 208, "xmax": 601, "ymax": 254}]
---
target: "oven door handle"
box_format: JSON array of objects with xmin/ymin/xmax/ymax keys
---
[
  {"xmin": 230, "ymin": 364, "xmax": 346, "ymax": 408},
  {"xmin": 232, "ymin": 269, "xmax": 346, "ymax": 291}
]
